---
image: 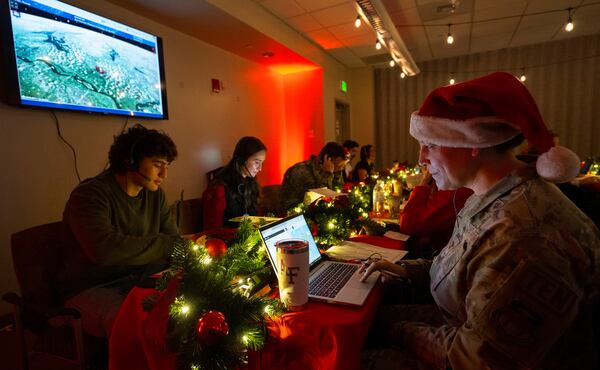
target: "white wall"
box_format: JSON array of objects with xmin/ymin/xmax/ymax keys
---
[
  {"xmin": 349, "ymin": 66, "xmax": 375, "ymax": 146},
  {"xmin": 0, "ymin": 0, "xmax": 357, "ymax": 313}
]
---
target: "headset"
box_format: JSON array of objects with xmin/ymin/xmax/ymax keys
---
[{"xmin": 128, "ymin": 124, "xmax": 152, "ymax": 181}]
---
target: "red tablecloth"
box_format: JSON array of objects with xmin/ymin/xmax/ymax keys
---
[{"xmin": 109, "ymin": 235, "xmax": 404, "ymax": 370}]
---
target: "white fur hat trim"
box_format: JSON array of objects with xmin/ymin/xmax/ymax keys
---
[
  {"xmin": 536, "ymin": 146, "xmax": 580, "ymax": 183},
  {"xmin": 410, "ymin": 112, "xmax": 521, "ymax": 148}
]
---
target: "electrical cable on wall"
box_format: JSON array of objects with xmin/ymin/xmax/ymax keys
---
[{"xmin": 51, "ymin": 110, "xmax": 81, "ymax": 183}]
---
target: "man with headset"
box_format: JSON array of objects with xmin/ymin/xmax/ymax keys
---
[
  {"xmin": 60, "ymin": 124, "xmax": 181, "ymax": 339},
  {"xmin": 280, "ymin": 142, "xmax": 348, "ymax": 211}
]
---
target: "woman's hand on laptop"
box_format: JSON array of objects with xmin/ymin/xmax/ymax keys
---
[{"xmin": 359, "ymin": 259, "xmax": 407, "ymax": 283}]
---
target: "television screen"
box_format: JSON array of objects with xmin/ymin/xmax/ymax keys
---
[{"xmin": 0, "ymin": 0, "xmax": 168, "ymax": 119}]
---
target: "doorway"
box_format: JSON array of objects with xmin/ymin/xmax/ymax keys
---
[{"xmin": 334, "ymin": 101, "xmax": 350, "ymax": 143}]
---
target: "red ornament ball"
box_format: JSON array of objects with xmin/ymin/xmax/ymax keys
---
[
  {"xmin": 196, "ymin": 310, "xmax": 230, "ymax": 346},
  {"xmin": 205, "ymin": 238, "xmax": 227, "ymax": 258}
]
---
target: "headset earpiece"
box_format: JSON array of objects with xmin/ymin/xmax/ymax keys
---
[{"xmin": 128, "ymin": 124, "xmax": 149, "ymax": 171}]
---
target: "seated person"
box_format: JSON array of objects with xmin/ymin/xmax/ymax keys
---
[
  {"xmin": 202, "ymin": 136, "xmax": 266, "ymax": 229},
  {"xmin": 399, "ymin": 167, "xmax": 472, "ymax": 259},
  {"xmin": 353, "ymin": 144, "xmax": 376, "ymax": 182},
  {"xmin": 280, "ymin": 142, "xmax": 347, "ymax": 211},
  {"xmin": 60, "ymin": 124, "xmax": 182, "ymax": 338},
  {"xmin": 360, "ymin": 72, "xmax": 599, "ymax": 370},
  {"xmin": 342, "ymin": 139, "xmax": 359, "ymax": 182}
]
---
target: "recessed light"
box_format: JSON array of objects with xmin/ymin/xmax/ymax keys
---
[{"xmin": 262, "ymin": 51, "xmax": 275, "ymax": 58}]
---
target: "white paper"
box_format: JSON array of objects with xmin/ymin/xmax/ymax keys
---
[
  {"xmin": 383, "ymin": 231, "xmax": 410, "ymax": 241},
  {"xmin": 228, "ymin": 216, "xmax": 282, "ymax": 224},
  {"xmin": 303, "ymin": 187, "xmax": 343, "ymax": 205},
  {"xmin": 325, "ymin": 240, "xmax": 407, "ymax": 262}
]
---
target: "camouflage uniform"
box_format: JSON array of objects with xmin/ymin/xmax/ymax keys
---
[
  {"xmin": 280, "ymin": 155, "xmax": 344, "ymax": 211},
  {"xmin": 369, "ymin": 166, "xmax": 600, "ymax": 369}
]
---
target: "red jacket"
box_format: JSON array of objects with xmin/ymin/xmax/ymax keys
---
[{"xmin": 400, "ymin": 186, "xmax": 473, "ymax": 256}]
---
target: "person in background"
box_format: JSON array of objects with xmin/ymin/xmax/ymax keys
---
[
  {"xmin": 400, "ymin": 167, "xmax": 472, "ymax": 259},
  {"xmin": 353, "ymin": 144, "xmax": 376, "ymax": 182},
  {"xmin": 202, "ymin": 136, "xmax": 266, "ymax": 229},
  {"xmin": 280, "ymin": 142, "xmax": 347, "ymax": 211},
  {"xmin": 342, "ymin": 139, "xmax": 360, "ymax": 182},
  {"xmin": 61, "ymin": 124, "xmax": 181, "ymax": 338},
  {"xmin": 361, "ymin": 72, "xmax": 599, "ymax": 369}
]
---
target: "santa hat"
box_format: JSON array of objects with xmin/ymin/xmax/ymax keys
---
[{"xmin": 409, "ymin": 72, "xmax": 580, "ymax": 183}]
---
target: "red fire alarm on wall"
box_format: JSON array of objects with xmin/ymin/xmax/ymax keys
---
[{"xmin": 211, "ymin": 78, "xmax": 222, "ymax": 93}]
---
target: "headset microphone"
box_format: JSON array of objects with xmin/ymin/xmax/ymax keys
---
[{"xmin": 136, "ymin": 171, "xmax": 152, "ymax": 182}]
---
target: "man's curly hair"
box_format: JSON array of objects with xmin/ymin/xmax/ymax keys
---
[{"xmin": 108, "ymin": 125, "xmax": 177, "ymax": 173}]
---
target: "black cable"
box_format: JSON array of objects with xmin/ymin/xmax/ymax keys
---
[
  {"xmin": 51, "ymin": 110, "xmax": 81, "ymax": 183},
  {"xmin": 394, "ymin": 2, "xmax": 600, "ymax": 28}
]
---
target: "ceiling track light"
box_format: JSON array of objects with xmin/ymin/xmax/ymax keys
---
[
  {"xmin": 446, "ymin": 24, "xmax": 454, "ymax": 44},
  {"xmin": 355, "ymin": 15, "xmax": 362, "ymax": 28},
  {"xmin": 375, "ymin": 39, "xmax": 382, "ymax": 50},
  {"xmin": 565, "ymin": 7, "xmax": 574, "ymax": 32}
]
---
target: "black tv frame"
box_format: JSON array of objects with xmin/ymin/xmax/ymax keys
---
[{"xmin": 0, "ymin": 0, "xmax": 169, "ymax": 119}]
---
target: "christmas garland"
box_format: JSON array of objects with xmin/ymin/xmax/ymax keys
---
[
  {"xmin": 141, "ymin": 169, "xmax": 424, "ymax": 369},
  {"xmin": 288, "ymin": 183, "xmax": 386, "ymax": 247},
  {"xmin": 143, "ymin": 220, "xmax": 284, "ymax": 370}
]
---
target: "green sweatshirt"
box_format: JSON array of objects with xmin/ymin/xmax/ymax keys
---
[{"xmin": 60, "ymin": 170, "xmax": 181, "ymax": 297}]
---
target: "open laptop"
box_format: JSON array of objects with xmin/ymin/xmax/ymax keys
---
[{"xmin": 259, "ymin": 214, "xmax": 379, "ymax": 306}]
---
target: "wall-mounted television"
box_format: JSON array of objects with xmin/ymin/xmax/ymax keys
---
[{"xmin": 0, "ymin": 0, "xmax": 168, "ymax": 119}]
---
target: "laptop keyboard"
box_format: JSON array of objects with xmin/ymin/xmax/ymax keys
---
[{"xmin": 309, "ymin": 263, "xmax": 358, "ymax": 298}]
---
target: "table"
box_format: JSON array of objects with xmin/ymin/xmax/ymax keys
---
[{"xmin": 109, "ymin": 235, "xmax": 404, "ymax": 370}]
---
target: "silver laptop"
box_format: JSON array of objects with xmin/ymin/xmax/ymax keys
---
[{"xmin": 259, "ymin": 214, "xmax": 379, "ymax": 306}]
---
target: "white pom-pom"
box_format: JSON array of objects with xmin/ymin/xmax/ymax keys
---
[{"xmin": 536, "ymin": 146, "xmax": 580, "ymax": 183}]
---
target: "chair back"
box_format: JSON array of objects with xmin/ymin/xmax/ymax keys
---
[
  {"xmin": 171, "ymin": 198, "xmax": 203, "ymax": 235},
  {"xmin": 206, "ymin": 166, "xmax": 223, "ymax": 183},
  {"xmin": 260, "ymin": 185, "xmax": 282, "ymax": 216},
  {"xmin": 11, "ymin": 222, "xmax": 65, "ymax": 306}
]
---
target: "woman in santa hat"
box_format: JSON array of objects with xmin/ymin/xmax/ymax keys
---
[{"xmin": 360, "ymin": 72, "xmax": 599, "ymax": 370}]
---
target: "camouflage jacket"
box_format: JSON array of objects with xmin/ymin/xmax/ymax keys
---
[
  {"xmin": 400, "ymin": 166, "xmax": 600, "ymax": 370},
  {"xmin": 280, "ymin": 155, "xmax": 344, "ymax": 211}
]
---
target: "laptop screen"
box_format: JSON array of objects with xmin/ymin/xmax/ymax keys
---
[{"xmin": 259, "ymin": 214, "xmax": 322, "ymax": 273}]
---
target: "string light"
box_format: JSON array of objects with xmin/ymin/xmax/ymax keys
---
[
  {"xmin": 375, "ymin": 39, "xmax": 382, "ymax": 50},
  {"xmin": 565, "ymin": 7, "xmax": 574, "ymax": 32},
  {"xmin": 519, "ymin": 68, "xmax": 526, "ymax": 82},
  {"xmin": 389, "ymin": 60, "xmax": 395, "ymax": 67},
  {"xmin": 354, "ymin": 15, "xmax": 361, "ymax": 28},
  {"xmin": 400, "ymin": 71, "xmax": 406, "ymax": 78},
  {"xmin": 449, "ymin": 74, "xmax": 455, "ymax": 85},
  {"xmin": 393, "ymin": 3, "xmax": 596, "ymax": 29},
  {"xmin": 446, "ymin": 24, "xmax": 454, "ymax": 45}
]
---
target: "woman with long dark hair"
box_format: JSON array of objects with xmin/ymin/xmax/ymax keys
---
[
  {"xmin": 353, "ymin": 144, "xmax": 376, "ymax": 182},
  {"xmin": 202, "ymin": 137, "xmax": 266, "ymax": 229}
]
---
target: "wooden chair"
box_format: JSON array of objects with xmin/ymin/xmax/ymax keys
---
[
  {"xmin": 2, "ymin": 222, "xmax": 91, "ymax": 370},
  {"xmin": 205, "ymin": 166, "xmax": 223, "ymax": 183},
  {"xmin": 171, "ymin": 197, "xmax": 203, "ymax": 235},
  {"xmin": 260, "ymin": 184, "xmax": 282, "ymax": 216}
]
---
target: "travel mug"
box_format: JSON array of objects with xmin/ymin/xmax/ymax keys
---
[{"xmin": 275, "ymin": 239, "xmax": 309, "ymax": 310}]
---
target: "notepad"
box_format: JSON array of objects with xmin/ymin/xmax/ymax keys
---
[
  {"xmin": 228, "ymin": 216, "xmax": 282, "ymax": 225},
  {"xmin": 324, "ymin": 240, "xmax": 407, "ymax": 262}
]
